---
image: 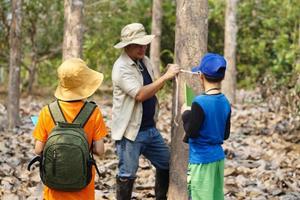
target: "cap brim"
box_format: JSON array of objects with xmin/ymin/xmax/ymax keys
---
[
  {"xmin": 191, "ymin": 66, "xmax": 200, "ymax": 73},
  {"xmin": 55, "ymin": 70, "xmax": 104, "ymax": 101},
  {"xmin": 114, "ymin": 35, "xmax": 155, "ymax": 49}
]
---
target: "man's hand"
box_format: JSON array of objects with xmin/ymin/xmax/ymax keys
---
[{"xmin": 163, "ymin": 64, "xmax": 180, "ymax": 80}]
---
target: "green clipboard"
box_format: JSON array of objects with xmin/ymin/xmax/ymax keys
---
[{"xmin": 185, "ymin": 83, "xmax": 196, "ymax": 107}]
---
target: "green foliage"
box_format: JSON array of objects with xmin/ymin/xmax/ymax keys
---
[
  {"xmin": 0, "ymin": 0, "xmax": 299, "ymax": 91},
  {"xmin": 83, "ymin": 0, "xmax": 153, "ymax": 83},
  {"xmin": 22, "ymin": 0, "xmax": 64, "ymax": 87},
  {"xmin": 207, "ymin": 0, "xmax": 300, "ymax": 89},
  {"xmin": 160, "ymin": 0, "xmax": 176, "ymax": 66},
  {"xmin": 236, "ymin": 0, "xmax": 300, "ymax": 88},
  {"xmin": 0, "ymin": 0, "xmax": 11, "ymax": 83},
  {"xmin": 208, "ymin": 0, "xmax": 225, "ymax": 54}
]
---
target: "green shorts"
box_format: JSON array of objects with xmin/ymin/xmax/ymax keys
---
[{"xmin": 187, "ymin": 159, "xmax": 224, "ymax": 200}]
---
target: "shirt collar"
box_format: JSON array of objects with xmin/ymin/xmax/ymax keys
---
[{"xmin": 121, "ymin": 51, "xmax": 137, "ymax": 66}]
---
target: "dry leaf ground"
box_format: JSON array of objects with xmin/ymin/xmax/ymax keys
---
[{"xmin": 0, "ymin": 90, "xmax": 299, "ymax": 200}]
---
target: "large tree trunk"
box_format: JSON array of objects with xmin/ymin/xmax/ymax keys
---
[
  {"xmin": 150, "ymin": 0, "xmax": 163, "ymax": 79},
  {"xmin": 8, "ymin": 0, "xmax": 22, "ymax": 129},
  {"xmin": 62, "ymin": 0, "xmax": 84, "ymax": 60},
  {"xmin": 169, "ymin": 0, "xmax": 208, "ymax": 199},
  {"xmin": 223, "ymin": 0, "xmax": 238, "ymax": 104}
]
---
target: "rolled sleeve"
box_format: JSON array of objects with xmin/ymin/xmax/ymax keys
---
[{"xmin": 117, "ymin": 68, "xmax": 141, "ymax": 98}]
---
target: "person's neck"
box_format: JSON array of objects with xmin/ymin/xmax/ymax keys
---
[
  {"xmin": 203, "ymin": 81, "xmax": 221, "ymax": 94},
  {"xmin": 124, "ymin": 50, "xmax": 141, "ymax": 62},
  {"xmin": 131, "ymin": 57, "xmax": 139, "ymax": 62}
]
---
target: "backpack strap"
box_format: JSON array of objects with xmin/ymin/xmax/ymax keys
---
[
  {"xmin": 27, "ymin": 155, "xmax": 42, "ymax": 171},
  {"xmin": 48, "ymin": 101, "xmax": 66, "ymax": 124},
  {"xmin": 73, "ymin": 102, "xmax": 97, "ymax": 128},
  {"xmin": 89, "ymin": 151, "xmax": 102, "ymax": 177}
]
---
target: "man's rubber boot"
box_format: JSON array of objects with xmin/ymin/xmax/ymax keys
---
[
  {"xmin": 116, "ymin": 177, "xmax": 135, "ymax": 200},
  {"xmin": 155, "ymin": 169, "xmax": 169, "ymax": 200}
]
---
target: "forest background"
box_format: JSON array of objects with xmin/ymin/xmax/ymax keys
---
[
  {"xmin": 0, "ymin": 0, "xmax": 299, "ymax": 93},
  {"xmin": 0, "ymin": 0, "xmax": 300, "ymax": 199}
]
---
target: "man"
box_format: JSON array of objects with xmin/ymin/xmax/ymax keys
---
[{"xmin": 112, "ymin": 23, "xmax": 180, "ymax": 200}]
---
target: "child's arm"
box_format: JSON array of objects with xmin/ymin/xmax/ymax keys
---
[
  {"xmin": 34, "ymin": 140, "xmax": 45, "ymax": 155},
  {"xmin": 91, "ymin": 106, "xmax": 107, "ymax": 156},
  {"xmin": 181, "ymin": 102, "xmax": 204, "ymax": 142},
  {"xmin": 224, "ymin": 109, "xmax": 231, "ymax": 140},
  {"xmin": 182, "ymin": 110, "xmax": 191, "ymax": 143},
  {"xmin": 93, "ymin": 139, "xmax": 105, "ymax": 156}
]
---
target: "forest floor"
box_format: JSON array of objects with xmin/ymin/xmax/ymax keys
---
[{"xmin": 0, "ymin": 89, "xmax": 299, "ymax": 200}]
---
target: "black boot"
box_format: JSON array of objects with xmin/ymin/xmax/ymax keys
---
[
  {"xmin": 155, "ymin": 169, "xmax": 169, "ymax": 200},
  {"xmin": 116, "ymin": 177, "xmax": 135, "ymax": 200}
]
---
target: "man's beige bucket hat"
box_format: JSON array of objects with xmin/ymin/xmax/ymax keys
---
[{"xmin": 114, "ymin": 23, "xmax": 155, "ymax": 49}]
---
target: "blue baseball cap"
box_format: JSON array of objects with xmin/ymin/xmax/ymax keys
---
[{"xmin": 192, "ymin": 53, "xmax": 227, "ymax": 78}]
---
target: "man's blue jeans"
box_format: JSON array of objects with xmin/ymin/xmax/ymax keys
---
[{"xmin": 116, "ymin": 127, "xmax": 170, "ymax": 179}]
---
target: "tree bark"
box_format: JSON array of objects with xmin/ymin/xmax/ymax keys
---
[
  {"xmin": 150, "ymin": 0, "xmax": 163, "ymax": 79},
  {"xmin": 0, "ymin": 67, "xmax": 4, "ymax": 83},
  {"xmin": 63, "ymin": 0, "xmax": 84, "ymax": 60},
  {"xmin": 8, "ymin": 0, "xmax": 22, "ymax": 129},
  {"xmin": 27, "ymin": 58, "xmax": 37, "ymax": 94},
  {"xmin": 27, "ymin": 20, "xmax": 37, "ymax": 94},
  {"xmin": 223, "ymin": 0, "xmax": 238, "ymax": 104},
  {"xmin": 169, "ymin": 0, "xmax": 208, "ymax": 199},
  {"xmin": 297, "ymin": 23, "xmax": 300, "ymax": 66}
]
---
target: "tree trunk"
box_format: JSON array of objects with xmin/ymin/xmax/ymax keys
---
[
  {"xmin": 223, "ymin": 0, "xmax": 238, "ymax": 104},
  {"xmin": 297, "ymin": 23, "xmax": 300, "ymax": 86},
  {"xmin": 297, "ymin": 23, "xmax": 300, "ymax": 66},
  {"xmin": 62, "ymin": 0, "xmax": 84, "ymax": 60},
  {"xmin": 169, "ymin": 0, "xmax": 208, "ymax": 199},
  {"xmin": 27, "ymin": 59, "xmax": 37, "ymax": 94},
  {"xmin": 8, "ymin": 0, "xmax": 22, "ymax": 129},
  {"xmin": 150, "ymin": 0, "xmax": 163, "ymax": 79},
  {"xmin": 27, "ymin": 21, "xmax": 37, "ymax": 95},
  {"xmin": 0, "ymin": 67, "xmax": 4, "ymax": 83}
]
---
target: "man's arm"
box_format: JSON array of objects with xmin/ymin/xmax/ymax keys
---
[{"xmin": 135, "ymin": 64, "xmax": 180, "ymax": 102}]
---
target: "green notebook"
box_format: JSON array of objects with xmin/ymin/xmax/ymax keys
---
[{"xmin": 185, "ymin": 83, "xmax": 196, "ymax": 107}]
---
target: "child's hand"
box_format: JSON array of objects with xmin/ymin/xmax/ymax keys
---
[{"xmin": 181, "ymin": 103, "xmax": 191, "ymax": 114}]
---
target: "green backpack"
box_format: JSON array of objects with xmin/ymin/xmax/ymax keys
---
[{"xmin": 28, "ymin": 101, "xmax": 101, "ymax": 191}]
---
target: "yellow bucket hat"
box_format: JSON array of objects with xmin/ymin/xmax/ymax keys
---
[{"xmin": 54, "ymin": 58, "xmax": 104, "ymax": 101}]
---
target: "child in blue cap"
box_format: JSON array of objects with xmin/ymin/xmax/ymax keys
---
[{"xmin": 181, "ymin": 53, "xmax": 231, "ymax": 200}]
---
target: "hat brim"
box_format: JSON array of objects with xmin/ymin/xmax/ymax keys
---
[
  {"xmin": 54, "ymin": 69, "xmax": 104, "ymax": 101},
  {"xmin": 114, "ymin": 35, "xmax": 155, "ymax": 49}
]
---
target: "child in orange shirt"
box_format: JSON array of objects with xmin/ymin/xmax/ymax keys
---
[{"xmin": 32, "ymin": 58, "xmax": 108, "ymax": 200}]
